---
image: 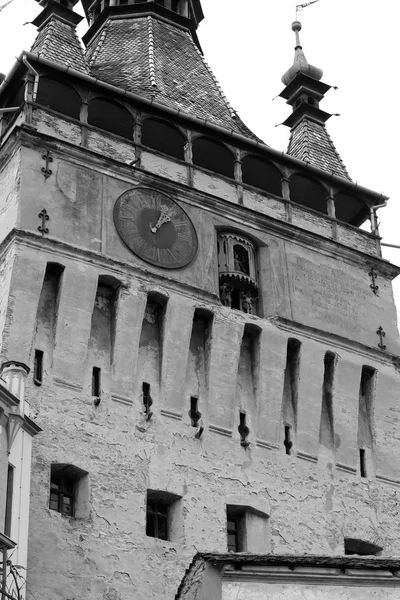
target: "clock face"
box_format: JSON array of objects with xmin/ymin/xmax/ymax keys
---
[{"xmin": 113, "ymin": 187, "xmax": 198, "ymax": 269}]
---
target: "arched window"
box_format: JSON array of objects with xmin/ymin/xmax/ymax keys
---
[
  {"xmin": 289, "ymin": 174, "xmax": 327, "ymax": 213},
  {"xmin": 36, "ymin": 77, "xmax": 81, "ymax": 120},
  {"xmin": 217, "ymin": 233, "xmax": 258, "ymax": 314},
  {"xmin": 192, "ymin": 137, "xmax": 235, "ymax": 179},
  {"xmin": 334, "ymin": 191, "xmax": 367, "ymax": 226},
  {"xmin": 88, "ymin": 97, "xmax": 133, "ymax": 140},
  {"xmin": 141, "ymin": 118, "xmax": 185, "ymax": 160},
  {"xmin": 241, "ymin": 155, "xmax": 282, "ymax": 196}
]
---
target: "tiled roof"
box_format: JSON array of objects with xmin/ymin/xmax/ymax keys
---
[
  {"xmin": 86, "ymin": 16, "xmax": 262, "ymax": 142},
  {"xmin": 287, "ymin": 117, "xmax": 351, "ymax": 180},
  {"xmin": 31, "ymin": 17, "xmax": 89, "ymax": 75}
]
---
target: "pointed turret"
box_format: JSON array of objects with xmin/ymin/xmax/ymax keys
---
[
  {"xmin": 280, "ymin": 21, "xmax": 350, "ymax": 180},
  {"xmin": 31, "ymin": 0, "xmax": 89, "ymax": 75}
]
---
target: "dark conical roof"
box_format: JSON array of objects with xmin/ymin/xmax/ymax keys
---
[{"xmin": 85, "ymin": 14, "xmax": 261, "ymax": 141}]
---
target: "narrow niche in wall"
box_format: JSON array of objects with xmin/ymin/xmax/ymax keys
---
[
  {"xmin": 184, "ymin": 308, "xmax": 213, "ymax": 419},
  {"xmin": 32, "ymin": 262, "xmax": 64, "ymax": 384},
  {"xmin": 358, "ymin": 366, "xmax": 377, "ymax": 478},
  {"xmin": 86, "ymin": 275, "xmax": 120, "ymax": 399},
  {"xmin": 235, "ymin": 325, "xmax": 260, "ymax": 443},
  {"xmin": 281, "ymin": 338, "xmax": 301, "ymax": 454},
  {"xmin": 138, "ymin": 293, "xmax": 167, "ymax": 404},
  {"xmin": 319, "ymin": 351, "xmax": 337, "ymax": 450}
]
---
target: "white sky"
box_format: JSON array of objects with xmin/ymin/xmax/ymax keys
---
[{"xmin": 1, "ymin": 0, "xmax": 400, "ymax": 313}]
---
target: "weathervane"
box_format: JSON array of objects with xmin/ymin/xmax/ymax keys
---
[
  {"xmin": 296, "ymin": 0, "xmax": 321, "ymax": 18},
  {"xmin": 0, "ymin": 0, "xmax": 14, "ymax": 13}
]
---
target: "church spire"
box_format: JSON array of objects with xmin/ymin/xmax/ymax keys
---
[{"xmin": 280, "ymin": 20, "xmax": 351, "ymax": 180}]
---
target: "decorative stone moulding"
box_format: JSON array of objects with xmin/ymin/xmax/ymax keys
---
[{"xmin": 217, "ymin": 232, "xmax": 258, "ymax": 313}]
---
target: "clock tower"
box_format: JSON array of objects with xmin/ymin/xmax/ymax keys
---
[{"xmin": 1, "ymin": 2, "xmax": 400, "ymax": 600}]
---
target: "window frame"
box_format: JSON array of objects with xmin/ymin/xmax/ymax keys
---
[
  {"xmin": 50, "ymin": 473, "xmax": 75, "ymax": 517},
  {"xmin": 146, "ymin": 500, "xmax": 169, "ymax": 540}
]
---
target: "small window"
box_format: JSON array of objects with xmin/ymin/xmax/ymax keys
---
[
  {"xmin": 34, "ymin": 349, "xmax": 44, "ymax": 386},
  {"xmin": 5, "ymin": 465, "xmax": 14, "ymax": 537},
  {"xmin": 92, "ymin": 367, "xmax": 101, "ymax": 398},
  {"xmin": 146, "ymin": 490, "xmax": 181, "ymax": 541},
  {"xmin": 146, "ymin": 500, "xmax": 169, "ymax": 540},
  {"xmin": 49, "ymin": 464, "xmax": 88, "ymax": 518},
  {"xmin": 226, "ymin": 499, "xmax": 270, "ymax": 553},
  {"xmin": 189, "ymin": 396, "xmax": 201, "ymax": 428},
  {"xmin": 344, "ymin": 538, "xmax": 383, "ymax": 556},
  {"xmin": 227, "ymin": 506, "xmax": 245, "ymax": 552}
]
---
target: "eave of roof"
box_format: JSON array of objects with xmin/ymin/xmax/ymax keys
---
[
  {"xmin": 199, "ymin": 553, "xmax": 400, "ymax": 569},
  {"xmin": 0, "ymin": 51, "xmax": 388, "ymax": 206}
]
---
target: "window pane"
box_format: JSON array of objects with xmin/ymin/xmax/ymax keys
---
[
  {"xmin": 63, "ymin": 479, "xmax": 74, "ymax": 493},
  {"xmin": 228, "ymin": 533, "xmax": 237, "ymax": 552},
  {"xmin": 50, "ymin": 479, "xmax": 60, "ymax": 490},
  {"xmin": 158, "ymin": 516, "xmax": 168, "ymax": 540},
  {"xmin": 157, "ymin": 503, "xmax": 168, "ymax": 516},
  {"xmin": 146, "ymin": 515, "xmax": 156, "ymax": 537},
  {"xmin": 62, "ymin": 500, "xmax": 72, "ymax": 515},
  {"xmin": 50, "ymin": 494, "xmax": 59, "ymax": 510}
]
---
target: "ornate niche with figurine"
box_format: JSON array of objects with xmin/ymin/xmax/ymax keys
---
[{"xmin": 217, "ymin": 232, "xmax": 258, "ymax": 314}]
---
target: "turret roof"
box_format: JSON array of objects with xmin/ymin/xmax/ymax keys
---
[
  {"xmin": 287, "ymin": 117, "xmax": 351, "ymax": 180},
  {"xmin": 30, "ymin": 11, "xmax": 89, "ymax": 75},
  {"xmin": 281, "ymin": 20, "xmax": 351, "ymax": 180}
]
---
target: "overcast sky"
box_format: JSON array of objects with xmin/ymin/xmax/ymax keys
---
[{"xmin": 1, "ymin": 0, "xmax": 400, "ymax": 313}]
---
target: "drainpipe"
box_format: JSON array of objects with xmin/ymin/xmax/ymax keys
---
[
  {"xmin": 370, "ymin": 199, "xmax": 387, "ymax": 236},
  {"xmin": 22, "ymin": 57, "xmax": 39, "ymax": 102}
]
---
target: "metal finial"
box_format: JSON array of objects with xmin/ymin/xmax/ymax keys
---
[{"xmin": 292, "ymin": 20, "xmax": 302, "ymax": 48}]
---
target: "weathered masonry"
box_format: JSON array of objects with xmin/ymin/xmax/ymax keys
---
[{"xmin": 0, "ymin": 1, "xmax": 399, "ymax": 599}]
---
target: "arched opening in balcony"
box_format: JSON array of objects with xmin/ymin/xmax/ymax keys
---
[
  {"xmin": 141, "ymin": 118, "xmax": 185, "ymax": 160},
  {"xmin": 334, "ymin": 191, "xmax": 368, "ymax": 226},
  {"xmin": 241, "ymin": 155, "xmax": 282, "ymax": 196},
  {"xmin": 88, "ymin": 97, "xmax": 134, "ymax": 140},
  {"xmin": 192, "ymin": 137, "xmax": 235, "ymax": 179},
  {"xmin": 36, "ymin": 77, "xmax": 81, "ymax": 120},
  {"xmin": 289, "ymin": 173, "xmax": 327, "ymax": 213}
]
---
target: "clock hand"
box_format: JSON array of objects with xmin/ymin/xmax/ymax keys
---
[{"xmin": 150, "ymin": 205, "xmax": 172, "ymax": 233}]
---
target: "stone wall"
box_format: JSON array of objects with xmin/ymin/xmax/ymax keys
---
[{"xmin": 1, "ymin": 134, "xmax": 400, "ymax": 600}]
